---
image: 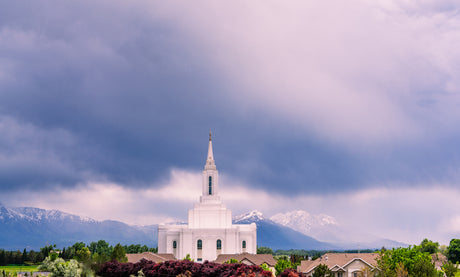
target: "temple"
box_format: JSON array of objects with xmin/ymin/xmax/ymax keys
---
[{"xmin": 157, "ymin": 131, "xmax": 257, "ymax": 262}]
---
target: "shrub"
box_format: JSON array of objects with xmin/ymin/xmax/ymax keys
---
[{"xmin": 97, "ymin": 259, "xmax": 273, "ymax": 277}]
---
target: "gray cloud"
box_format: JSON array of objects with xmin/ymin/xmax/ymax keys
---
[{"xmin": 0, "ymin": 0, "xmax": 460, "ymax": 197}]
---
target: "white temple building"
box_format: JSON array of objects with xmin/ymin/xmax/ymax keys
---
[{"xmin": 157, "ymin": 132, "xmax": 257, "ymax": 262}]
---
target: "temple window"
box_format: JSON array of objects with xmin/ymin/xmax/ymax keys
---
[{"xmin": 209, "ymin": 176, "xmax": 212, "ymax": 195}]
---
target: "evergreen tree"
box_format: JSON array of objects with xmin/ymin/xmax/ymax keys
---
[
  {"xmin": 110, "ymin": 243, "xmax": 127, "ymax": 263},
  {"xmin": 22, "ymin": 248, "xmax": 27, "ymax": 263},
  {"xmin": 0, "ymin": 250, "xmax": 5, "ymax": 266}
]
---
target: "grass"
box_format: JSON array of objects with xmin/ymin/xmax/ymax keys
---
[{"xmin": 0, "ymin": 265, "xmax": 40, "ymax": 274}]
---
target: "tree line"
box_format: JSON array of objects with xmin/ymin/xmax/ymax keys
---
[{"xmin": 0, "ymin": 240, "xmax": 157, "ymax": 266}]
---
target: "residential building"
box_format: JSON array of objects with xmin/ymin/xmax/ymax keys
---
[{"xmin": 297, "ymin": 253, "xmax": 379, "ymax": 277}]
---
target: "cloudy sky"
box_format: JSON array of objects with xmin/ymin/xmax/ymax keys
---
[{"xmin": 1, "ymin": 0, "xmax": 460, "ymax": 246}]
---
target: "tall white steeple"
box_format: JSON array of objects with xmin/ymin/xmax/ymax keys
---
[
  {"xmin": 200, "ymin": 130, "xmax": 220, "ymax": 203},
  {"xmin": 205, "ymin": 130, "xmax": 216, "ymax": 170}
]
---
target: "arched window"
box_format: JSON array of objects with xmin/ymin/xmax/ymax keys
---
[
  {"xmin": 173, "ymin": 241, "xmax": 177, "ymax": 249},
  {"xmin": 208, "ymin": 176, "xmax": 212, "ymax": 195},
  {"xmin": 217, "ymin": 239, "xmax": 222, "ymax": 250},
  {"xmin": 197, "ymin": 239, "xmax": 202, "ymax": 250},
  {"xmin": 242, "ymin": 241, "xmax": 246, "ymax": 249}
]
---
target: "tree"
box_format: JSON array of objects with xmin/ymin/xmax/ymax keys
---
[
  {"xmin": 447, "ymin": 239, "xmax": 460, "ymax": 263},
  {"xmin": 442, "ymin": 261, "xmax": 458, "ymax": 277},
  {"xmin": 420, "ymin": 239, "xmax": 439, "ymax": 254},
  {"xmin": 275, "ymin": 258, "xmax": 293, "ymax": 276},
  {"xmin": 72, "ymin": 242, "xmax": 86, "ymax": 252},
  {"xmin": 411, "ymin": 256, "xmax": 437, "ymax": 277},
  {"xmin": 290, "ymin": 254, "xmax": 304, "ymax": 267},
  {"xmin": 110, "ymin": 243, "xmax": 127, "ymax": 263},
  {"xmin": 312, "ymin": 264, "xmax": 332, "ymax": 277},
  {"xmin": 395, "ymin": 262, "xmax": 408, "ymax": 277},
  {"xmin": 22, "ymin": 248, "xmax": 27, "ymax": 263},
  {"xmin": 224, "ymin": 258, "xmax": 240, "ymax": 264},
  {"xmin": 257, "ymin": 247, "xmax": 274, "ymax": 255},
  {"xmin": 76, "ymin": 247, "xmax": 91, "ymax": 263},
  {"xmin": 39, "ymin": 256, "xmax": 82, "ymax": 277},
  {"xmin": 183, "ymin": 254, "xmax": 194, "ymax": 262},
  {"xmin": 377, "ymin": 246, "xmax": 438, "ymax": 277}
]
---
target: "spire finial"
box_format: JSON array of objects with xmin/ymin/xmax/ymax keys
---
[{"xmin": 209, "ymin": 129, "xmax": 212, "ymax": 141}]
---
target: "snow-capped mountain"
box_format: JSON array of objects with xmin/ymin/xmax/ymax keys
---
[
  {"xmin": 269, "ymin": 210, "xmax": 406, "ymax": 249},
  {"xmin": 0, "ymin": 204, "xmax": 405, "ymax": 251},
  {"xmin": 0, "ymin": 205, "xmax": 95, "ymax": 223},
  {"xmin": 0, "ymin": 203, "xmax": 157, "ymax": 250},
  {"xmin": 233, "ymin": 210, "xmax": 265, "ymax": 223},
  {"xmin": 233, "ymin": 210, "xmax": 335, "ymax": 250},
  {"xmin": 271, "ymin": 210, "xmax": 338, "ymax": 230},
  {"xmin": 270, "ymin": 210, "xmax": 342, "ymax": 242}
]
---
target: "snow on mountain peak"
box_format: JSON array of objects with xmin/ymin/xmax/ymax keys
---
[
  {"xmin": 270, "ymin": 210, "xmax": 338, "ymax": 235},
  {"xmin": 233, "ymin": 210, "xmax": 265, "ymax": 222},
  {"xmin": 0, "ymin": 205, "xmax": 96, "ymax": 223}
]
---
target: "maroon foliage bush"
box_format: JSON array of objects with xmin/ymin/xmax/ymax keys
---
[
  {"xmin": 97, "ymin": 259, "xmax": 273, "ymax": 277},
  {"xmin": 278, "ymin": 268, "xmax": 301, "ymax": 277}
]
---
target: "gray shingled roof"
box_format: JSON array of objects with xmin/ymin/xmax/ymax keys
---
[
  {"xmin": 214, "ymin": 253, "xmax": 276, "ymax": 266},
  {"xmin": 298, "ymin": 253, "xmax": 379, "ymax": 273},
  {"xmin": 126, "ymin": 252, "xmax": 176, "ymax": 263}
]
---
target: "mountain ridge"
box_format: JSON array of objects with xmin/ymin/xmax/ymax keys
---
[{"xmin": 0, "ymin": 204, "xmax": 405, "ymax": 251}]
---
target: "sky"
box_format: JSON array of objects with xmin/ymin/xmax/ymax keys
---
[{"xmin": 1, "ymin": 0, "xmax": 460, "ymax": 246}]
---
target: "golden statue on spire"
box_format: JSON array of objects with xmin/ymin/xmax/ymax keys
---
[{"xmin": 209, "ymin": 129, "xmax": 212, "ymax": 141}]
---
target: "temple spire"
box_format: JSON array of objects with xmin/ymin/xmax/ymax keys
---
[{"xmin": 206, "ymin": 130, "xmax": 214, "ymax": 166}]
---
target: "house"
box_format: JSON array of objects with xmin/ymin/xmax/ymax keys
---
[
  {"xmin": 158, "ymin": 132, "xmax": 257, "ymax": 262},
  {"xmin": 126, "ymin": 252, "xmax": 176, "ymax": 263},
  {"xmin": 214, "ymin": 253, "xmax": 277, "ymax": 275},
  {"xmin": 297, "ymin": 253, "xmax": 379, "ymax": 277}
]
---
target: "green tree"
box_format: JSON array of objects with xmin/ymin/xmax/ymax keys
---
[
  {"xmin": 40, "ymin": 245, "xmax": 55, "ymax": 259},
  {"xmin": 183, "ymin": 254, "xmax": 193, "ymax": 261},
  {"xmin": 110, "ymin": 243, "xmax": 127, "ymax": 263},
  {"xmin": 395, "ymin": 262, "xmax": 408, "ymax": 277},
  {"xmin": 39, "ymin": 256, "xmax": 82, "ymax": 276},
  {"xmin": 257, "ymin": 247, "xmax": 274, "ymax": 255},
  {"xmin": 224, "ymin": 258, "xmax": 240, "ymax": 264},
  {"xmin": 412, "ymin": 256, "xmax": 437, "ymax": 277},
  {"xmin": 377, "ymin": 246, "xmax": 438, "ymax": 277},
  {"xmin": 447, "ymin": 239, "xmax": 460, "ymax": 263},
  {"xmin": 72, "ymin": 242, "xmax": 86, "ymax": 252},
  {"xmin": 76, "ymin": 247, "xmax": 91, "ymax": 263},
  {"xmin": 22, "ymin": 248, "xmax": 27, "ymax": 263},
  {"xmin": 49, "ymin": 252, "xmax": 59, "ymax": 261},
  {"xmin": 275, "ymin": 257, "xmax": 293, "ymax": 276},
  {"xmin": 420, "ymin": 239, "xmax": 439, "ymax": 254},
  {"xmin": 442, "ymin": 261, "xmax": 458, "ymax": 277},
  {"xmin": 290, "ymin": 254, "xmax": 304, "ymax": 267},
  {"xmin": 312, "ymin": 264, "xmax": 332, "ymax": 277}
]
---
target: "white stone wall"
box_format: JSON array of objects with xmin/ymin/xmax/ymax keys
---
[{"xmin": 158, "ymin": 223, "xmax": 257, "ymax": 261}]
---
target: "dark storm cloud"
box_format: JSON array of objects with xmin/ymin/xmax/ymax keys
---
[{"xmin": 1, "ymin": 1, "xmax": 460, "ymax": 195}]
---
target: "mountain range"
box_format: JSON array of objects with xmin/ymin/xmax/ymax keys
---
[
  {"xmin": 269, "ymin": 210, "xmax": 406, "ymax": 250},
  {"xmin": 0, "ymin": 204, "xmax": 405, "ymax": 250},
  {"xmin": 0, "ymin": 204, "xmax": 157, "ymax": 250}
]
